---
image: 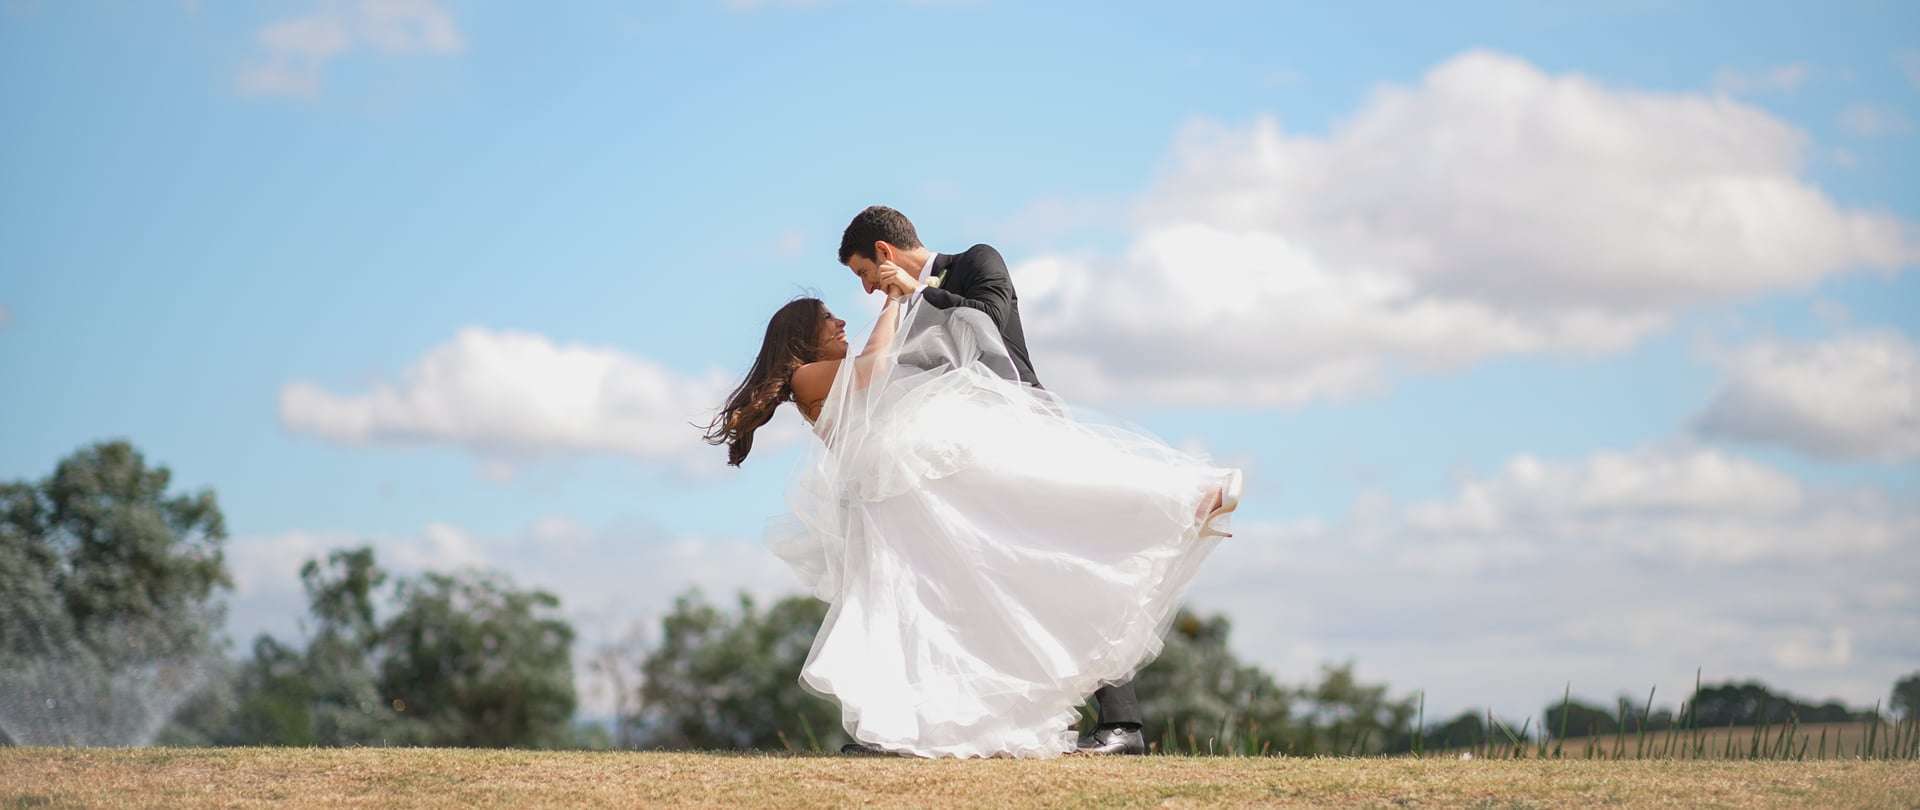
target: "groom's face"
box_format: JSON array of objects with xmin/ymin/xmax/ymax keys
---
[{"xmin": 845, "ymin": 243, "xmax": 891, "ymax": 294}]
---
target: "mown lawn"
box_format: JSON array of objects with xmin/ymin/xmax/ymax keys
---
[{"xmin": 2, "ymin": 748, "xmax": 1915, "ymax": 809}]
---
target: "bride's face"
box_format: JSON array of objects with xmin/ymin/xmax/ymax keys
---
[{"xmin": 816, "ymin": 307, "xmax": 849, "ymax": 360}]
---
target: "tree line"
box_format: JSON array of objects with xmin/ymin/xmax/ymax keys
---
[{"xmin": 4, "ymin": 441, "xmax": 1916, "ymax": 751}]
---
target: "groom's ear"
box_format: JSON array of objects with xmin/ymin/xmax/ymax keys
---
[{"xmin": 873, "ymin": 241, "xmax": 892, "ymax": 263}]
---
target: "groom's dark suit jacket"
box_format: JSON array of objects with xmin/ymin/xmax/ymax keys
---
[{"xmin": 918, "ymin": 244, "xmax": 1043, "ymax": 389}]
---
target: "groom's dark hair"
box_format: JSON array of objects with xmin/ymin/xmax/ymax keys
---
[{"xmin": 838, "ymin": 206, "xmax": 923, "ymax": 264}]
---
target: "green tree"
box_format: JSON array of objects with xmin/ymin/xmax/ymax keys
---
[
  {"xmin": 293, "ymin": 547, "xmax": 402, "ymax": 745},
  {"xmin": 1892, "ymin": 672, "xmax": 1920, "ymax": 721},
  {"xmin": 1543, "ymin": 699, "xmax": 1619, "ymax": 739},
  {"xmin": 634, "ymin": 591, "xmax": 841, "ymax": 750},
  {"xmin": 219, "ymin": 547, "xmax": 578, "ymax": 748},
  {"xmin": 378, "ymin": 570, "xmax": 578, "ymax": 747},
  {"xmin": 1130, "ymin": 609, "xmax": 1294, "ymax": 754},
  {"xmin": 1689, "ymin": 681, "xmax": 1865, "ymax": 728},
  {"xmin": 1295, "ymin": 661, "xmax": 1419, "ymax": 755},
  {"xmin": 167, "ymin": 548, "xmax": 400, "ymax": 746},
  {"xmin": 0, "ymin": 440, "xmax": 229, "ymax": 746},
  {"xmin": 1132, "ymin": 611, "xmax": 1416, "ymax": 755},
  {"xmin": 1420, "ymin": 710, "xmax": 1493, "ymax": 750}
]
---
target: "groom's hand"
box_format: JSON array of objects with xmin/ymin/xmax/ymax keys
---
[{"xmin": 873, "ymin": 261, "xmax": 923, "ymax": 299}]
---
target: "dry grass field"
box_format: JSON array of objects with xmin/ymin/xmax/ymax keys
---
[
  {"xmin": 1530, "ymin": 721, "xmax": 1900, "ymax": 761},
  {"xmin": 3, "ymin": 748, "xmax": 1917, "ymax": 809}
]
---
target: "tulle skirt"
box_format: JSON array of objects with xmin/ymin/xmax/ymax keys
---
[{"xmin": 771, "ymin": 307, "xmax": 1231, "ymax": 758}]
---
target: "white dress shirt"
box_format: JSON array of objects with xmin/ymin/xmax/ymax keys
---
[{"xmin": 900, "ymin": 252, "xmax": 940, "ymax": 322}]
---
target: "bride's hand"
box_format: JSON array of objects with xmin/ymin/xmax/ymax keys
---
[{"xmin": 874, "ymin": 263, "xmax": 921, "ymax": 300}]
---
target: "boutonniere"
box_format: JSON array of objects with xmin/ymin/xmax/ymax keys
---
[{"xmin": 928, "ymin": 268, "xmax": 948, "ymax": 289}]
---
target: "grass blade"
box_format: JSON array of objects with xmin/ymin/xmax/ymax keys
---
[
  {"xmin": 798, "ymin": 713, "xmax": 820, "ymax": 753},
  {"xmin": 1413, "ymin": 690, "xmax": 1425, "ymax": 759},
  {"xmin": 1867, "ymin": 702, "xmax": 1882, "ymax": 760},
  {"xmin": 1636, "ymin": 686, "xmax": 1655, "ymax": 760},
  {"xmin": 1690, "ymin": 668, "xmax": 1704, "ymax": 759},
  {"xmin": 1492, "ymin": 714, "xmax": 1523, "ymax": 759},
  {"xmin": 1614, "ymin": 700, "xmax": 1629, "ymax": 760},
  {"xmin": 1555, "ymin": 683, "xmax": 1570, "ymax": 760}
]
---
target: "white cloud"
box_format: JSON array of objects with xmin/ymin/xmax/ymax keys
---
[
  {"xmin": 1695, "ymin": 331, "xmax": 1920, "ymax": 462},
  {"xmin": 1769, "ymin": 627, "xmax": 1853, "ymax": 672},
  {"xmin": 1839, "ymin": 104, "xmax": 1915, "ymax": 136},
  {"xmin": 387, "ymin": 521, "xmax": 490, "ymax": 571},
  {"xmin": 1189, "ymin": 444, "xmax": 1919, "ymax": 720},
  {"xmin": 279, "ymin": 326, "xmax": 747, "ymax": 467},
  {"xmin": 1397, "ymin": 443, "xmax": 1909, "ymax": 565},
  {"xmin": 1713, "ymin": 62, "xmax": 1811, "ymax": 95},
  {"xmin": 1013, "ymin": 50, "xmax": 1914, "ymax": 406},
  {"xmin": 238, "ymin": 0, "xmax": 463, "ymax": 99}
]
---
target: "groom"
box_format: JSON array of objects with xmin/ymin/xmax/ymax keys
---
[{"xmin": 836, "ymin": 204, "xmax": 1148, "ymax": 756}]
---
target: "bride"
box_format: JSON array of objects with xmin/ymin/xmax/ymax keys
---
[{"xmin": 705, "ymin": 289, "xmax": 1240, "ymax": 759}]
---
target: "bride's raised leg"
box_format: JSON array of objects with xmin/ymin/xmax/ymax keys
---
[{"xmin": 1197, "ymin": 470, "xmax": 1243, "ymax": 539}]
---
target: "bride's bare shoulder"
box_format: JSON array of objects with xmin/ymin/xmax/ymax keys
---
[{"xmin": 790, "ymin": 360, "xmax": 840, "ymax": 409}]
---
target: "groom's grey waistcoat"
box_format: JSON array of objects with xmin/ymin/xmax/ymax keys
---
[{"xmin": 917, "ymin": 244, "xmax": 1043, "ymax": 389}]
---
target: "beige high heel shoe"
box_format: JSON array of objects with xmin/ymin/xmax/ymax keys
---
[{"xmin": 1199, "ymin": 470, "xmax": 1243, "ymax": 539}]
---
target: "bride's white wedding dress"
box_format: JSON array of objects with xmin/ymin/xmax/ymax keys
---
[{"xmin": 770, "ymin": 304, "xmax": 1232, "ymax": 759}]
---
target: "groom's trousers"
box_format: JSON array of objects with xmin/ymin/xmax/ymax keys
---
[{"xmin": 1093, "ymin": 681, "xmax": 1141, "ymax": 727}]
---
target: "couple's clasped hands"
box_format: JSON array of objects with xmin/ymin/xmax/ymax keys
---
[{"xmin": 863, "ymin": 260, "xmax": 922, "ymax": 302}]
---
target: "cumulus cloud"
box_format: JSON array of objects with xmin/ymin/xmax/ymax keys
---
[
  {"xmin": 1395, "ymin": 443, "xmax": 1906, "ymax": 566},
  {"xmin": 279, "ymin": 326, "xmax": 747, "ymax": 467},
  {"xmin": 1695, "ymin": 331, "xmax": 1920, "ymax": 462},
  {"xmin": 1190, "ymin": 443, "xmax": 1919, "ymax": 719},
  {"xmin": 1713, "ymin": 63, "xmax": 1811, "ymax": 95},
  {"xmin": 237, "ymin": 0, "xmax": 463, "ymax": 99},
  {"xmin": 1014, "ymin": 50, "xmax": 1914, "ymax": 406}
]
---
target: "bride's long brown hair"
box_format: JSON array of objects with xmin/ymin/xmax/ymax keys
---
[{"xmin": 704, "ymin": 297, "xmax": 829, "ymax": 466}]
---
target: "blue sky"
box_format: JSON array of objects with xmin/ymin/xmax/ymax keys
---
[{"xmin": 3, "ymin": 1, "xmax": 1917, "ymax": 723}]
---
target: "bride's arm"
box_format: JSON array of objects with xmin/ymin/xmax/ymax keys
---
[
  {"xmin": 791, "ymin": 294, "xmax": 904, "ymax": 402},
  {"xmin": 851, "ymin": 293, "xmax": 904, "ymax": 388}
]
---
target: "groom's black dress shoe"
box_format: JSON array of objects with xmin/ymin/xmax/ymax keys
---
[
  {"xmin": 1074, "ymin": 725, "xmax": 1147, "ymax": 755},
  {"xmin": 839, "ymin": 742, "xmax": 892, "ymax": 756}
]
